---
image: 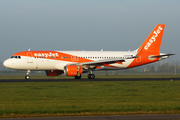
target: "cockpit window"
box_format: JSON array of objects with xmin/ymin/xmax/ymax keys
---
[{"xmin": 10, "ymin": 56, "xmax": 21, "ymax": 59}]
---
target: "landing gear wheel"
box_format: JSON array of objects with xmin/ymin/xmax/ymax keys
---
[
  {"xmin": 88, "ymin": 74, "xmax": 95, "ymax": 79},
  {"xmin": 75, "ymin": 75, "xmax": 81, "ymax": 79},
  {"xmin": 25, "ymin": 75, "xmax": 30, "ymax": 80}
]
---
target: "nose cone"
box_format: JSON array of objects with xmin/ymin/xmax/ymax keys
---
[
  {"xmin": 3, "ymin": 59, "xmax": 21, "ymax": 70},
  {"xmin": 3, "ymin": 59, "xmax": 11, "ymax": 68},
  {"xmin": 3, "ymin": 59, "xmax": 15, "ymax": 69}
]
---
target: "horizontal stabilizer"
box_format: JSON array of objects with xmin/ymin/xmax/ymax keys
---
[{"xmin": 150, "ymin": 54, "xmax": 176, "ymax": 58}]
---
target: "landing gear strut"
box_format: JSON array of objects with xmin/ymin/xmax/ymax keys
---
[{"xmin": 25, "ymin": 70, "xmax": 30, "ymax": 80}]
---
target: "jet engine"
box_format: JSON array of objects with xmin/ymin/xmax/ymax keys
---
[
  {"xmin": 45, "ymin": 70, "xmax": 63, "ymax": 76},
  {"xmin": 64, "ymin": 65, "xmax": 83, "ymax": 76}
]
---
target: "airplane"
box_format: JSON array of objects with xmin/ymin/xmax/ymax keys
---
[{"xmin": 3, "ymin": 24, "xmax": 175, "ymax": 80}]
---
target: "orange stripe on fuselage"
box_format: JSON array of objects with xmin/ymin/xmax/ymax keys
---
[
  {"xmin": 13, "ymin": 51, "xmax": 93, "ymax": 63},
  {"xmin": 127, "ymin": 52, "xmax": 160, "ymax": 68},
  {"xmin": 13, "ymin": 51, "xmax": 122, "ymax": 69},
  {"xmin": 95, "ymin": 66, "xmax": 102, "ymax": 69},
  {"xmin": 115, "ymin": 61, "xmax": 123, "ymax": 64}
]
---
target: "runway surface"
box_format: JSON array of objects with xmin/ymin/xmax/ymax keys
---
[
  {"xmin": 1, "ymin": 114, "xmax": 180, "ymax": 120},
  {"xmin": 0, "ymin": 78, "xmax": 179, "ymax": 82}
]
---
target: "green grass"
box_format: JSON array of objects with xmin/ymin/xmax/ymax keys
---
[{"xmin": 0, "ymin": 81, "xmax": 180, "ymax": 118}]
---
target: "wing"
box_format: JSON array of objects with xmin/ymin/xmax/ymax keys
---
[{"xmin": 70, "ymin": 56, "xmax": 137, "ymax": 66}]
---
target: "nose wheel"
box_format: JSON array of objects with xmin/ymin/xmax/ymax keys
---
[
  {"xmin": 25, "ymin": 75, "xmax": 30, "ymax": 80},
  {"xmin": 25, "ymin": 70, "xmax": 30, "ymax": 80}
]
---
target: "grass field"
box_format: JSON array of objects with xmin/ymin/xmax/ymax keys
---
[{"xmin": 0, "ymin": 80, "xmax": 180, "ymax": 118}]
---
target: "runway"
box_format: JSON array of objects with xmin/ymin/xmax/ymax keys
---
[
  {"xmin": 0, "ymin": 78, "xmax": 179, "ymax": 82},
  {"xmin": 1, "ymin": 114, "xmax": 180, "ymax": 120}
]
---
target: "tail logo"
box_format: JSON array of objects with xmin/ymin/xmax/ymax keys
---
[{"xmin": 144, "ymin": 26, "xmax": 163, "ymax": 50}]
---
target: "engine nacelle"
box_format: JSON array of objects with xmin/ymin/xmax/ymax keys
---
[
  {"xmin": 45, "ymin": 70, "xmax": 63, "ymax": 76},
  {"xmin": 64, "ymin": 65, "xmax": 83, "ymax": 76}
]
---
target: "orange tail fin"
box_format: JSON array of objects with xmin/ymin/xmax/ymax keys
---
[{"xmin": 137, "ymin": 24, "xmax": 165, "ymax": 55}]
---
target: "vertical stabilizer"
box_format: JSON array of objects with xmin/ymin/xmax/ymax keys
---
[{"xmin": 137, "ymin": 24, "xmax": 165, "ymax": 55}]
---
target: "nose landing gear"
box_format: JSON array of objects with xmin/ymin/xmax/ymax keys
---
[
  {"xmin": 25, "ymin": 75, "xmax": 30, "ymax": 80},
  {"xmin": 25, "ymin": 70, "xmax": 30, "ymax": 80}
]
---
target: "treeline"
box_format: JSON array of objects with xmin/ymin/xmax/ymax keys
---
[{"xmin": 120, "ymin": 60, "xmax": 180, "ymax": 73}]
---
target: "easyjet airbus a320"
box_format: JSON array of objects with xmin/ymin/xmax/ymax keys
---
[{"xmin": 3, "ymin": 24, "xmax": 174, "ymax": 79}]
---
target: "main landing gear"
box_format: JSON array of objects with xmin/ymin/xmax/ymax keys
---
[
  {"xmin": 74, "ymin": 72, "xmax": 95, "ymax": 79},
  {"xmin": 74, "ymin": 70, "xmax": 96, "ymax": 79},
  {"xmin": 74, "ymin": 74, "xmax": 95, "ymax": 79},
  {"xmin": 88, "ymin": 74, "xmax": 95, "ymax": 79},
  {"xmin": 25, "ymin": 70, "xmax": 30, "ymax": 80},
  {"xmin": 87, "ymin": 70, "xmax": 95, "ymax": 79}
]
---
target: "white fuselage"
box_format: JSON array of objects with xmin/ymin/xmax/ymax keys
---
[{"xmin": 3, "ymin": 51, "xmax": 137, "ymax": 71}]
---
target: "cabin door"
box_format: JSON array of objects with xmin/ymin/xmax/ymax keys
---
[{"xmin": 27, "ymin": 52, "xmax": 33, "ymax": 63}]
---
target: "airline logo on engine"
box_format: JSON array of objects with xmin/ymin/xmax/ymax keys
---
[
  {"xmin": 34, "ymin": 52, "xmax": 59, "ymax": 57},
  {"xmin": 144, "ymin": 26, "xmax": 163, "ymax": 50}
]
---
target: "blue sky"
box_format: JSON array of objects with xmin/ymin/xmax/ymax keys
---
[{"xmin": 0, "ymin": 0, "xmax": 180, "ymax": 61}]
